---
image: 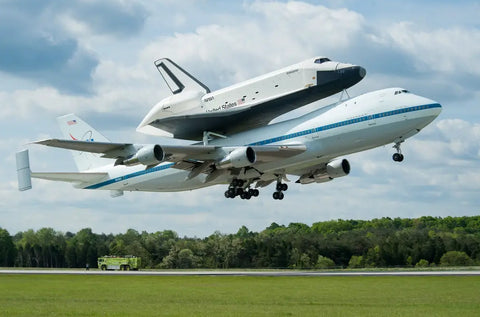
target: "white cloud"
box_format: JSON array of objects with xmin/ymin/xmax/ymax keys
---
[{"xmin": 386, "ymin": 22, "xmax": 480, "ymax": 75}]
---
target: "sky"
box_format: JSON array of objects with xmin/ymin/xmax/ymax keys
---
[{"xmin": 1, "ymin": 0, "xmax": 479, "ymax": 237}]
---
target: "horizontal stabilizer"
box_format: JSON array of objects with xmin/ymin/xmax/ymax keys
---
[
  {"xmin": 16, "ymin": 150, "xmax": 32, "ymax": 191},
  {"xmin": 31, "ymin": 172, "xmax": 108, "ymax": 183}
]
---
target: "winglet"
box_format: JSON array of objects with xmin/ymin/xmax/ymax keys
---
[{"xmin": 16, "ymin": 149, "xmax": 32, "ymax": 191}]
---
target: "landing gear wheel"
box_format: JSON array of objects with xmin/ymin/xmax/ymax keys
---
[
  {"xmin": 251, "ymin": 189, "xmax": 259, "ymax": 197},
  {"xmin": 278, "ymin": 192, "xmax": 284, "ymax": 200},
  {"xmin": 224, "ymin": 191, "xmax": 229, "ymax": 198},
  {"xmin": 392, "ymin": 153, "xmax": 404, "ymax": 162},
  {"xmin": 281, "ymin": 183, "xmax": 288, "ymax": 191},
  {"xmin": 273, "ymin": 192, "xmax": 280, "ymax": 200}
]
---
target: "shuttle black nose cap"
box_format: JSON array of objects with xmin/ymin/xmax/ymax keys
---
[{"xmin": 358, "ymin": 66, "xmax": 366, "ymax": 78}]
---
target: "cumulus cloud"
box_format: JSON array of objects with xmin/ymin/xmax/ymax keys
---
[
  {"xmin": 0, "ymin": 0, "xmax": 148, "ymax": 95},
  {"xmin": 386, "ymin": 23, "xmax": 480, "ymax": 76}
]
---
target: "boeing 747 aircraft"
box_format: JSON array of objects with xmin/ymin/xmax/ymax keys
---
[{"xmin": 17, "ymin": 87, "xmax": 441, "ymax": 200}]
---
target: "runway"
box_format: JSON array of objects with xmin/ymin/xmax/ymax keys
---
[{"xmin": 1, "ymin": 269, "xmax": 480, "ymax": 276}]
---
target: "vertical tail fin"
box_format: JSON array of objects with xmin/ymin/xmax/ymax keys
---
[
  {"xmin": 154, "ymin": 58, "xmax": 210, "ymax": 95},
  {"xmin": 16, "ymin": 149, "xmax": 32, "ymax": 191},
  {"xmin": 57, "ymin": 114, "xmax": 110, "ymax": 171}
]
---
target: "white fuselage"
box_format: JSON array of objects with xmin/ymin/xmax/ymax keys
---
[{"xmin": 84, "ymin": 88, "xmax": 441, "ymax": 192}]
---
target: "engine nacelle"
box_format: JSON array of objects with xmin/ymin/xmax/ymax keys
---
[
  {"xmin": 326, "ymin": 158, "xmax": 350, "ymax": 178},
  {"xmin": 216, "ymin": 147, "xmax": 256, "ymax": 169},
  {"xmin": 297, "ymin": 158, "xmax": 350, "ymax": 184},
  {"xmin": 123, "ymin": 144, "xmax": 164, "ymax": 167}
]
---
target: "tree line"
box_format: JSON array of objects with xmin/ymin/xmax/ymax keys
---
[{"xmin": 1, "ymin": 216, "xmax": 479, "ymax": 269}]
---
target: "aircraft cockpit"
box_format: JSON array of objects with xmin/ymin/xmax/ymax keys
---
[
  {"xmin": 314, "ymin": 57, "xmax": 331, "ymax": 64},
  {"xmin": 394, "ymin": 89, "xmax": 410, "ymax": 95}
]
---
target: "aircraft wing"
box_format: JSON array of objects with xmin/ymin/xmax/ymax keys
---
[
  {"xmin": 34, "ymin": 139, "xmax": 138, "ymax": 159},
  {"xmin": 33, "ymin": 139, "xmax": 305, "ymax": 168}
]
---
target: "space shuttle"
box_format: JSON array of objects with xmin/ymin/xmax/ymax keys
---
[{"xmin": 137, "ymin": 57, "xmax": 366, "ymax": 141}]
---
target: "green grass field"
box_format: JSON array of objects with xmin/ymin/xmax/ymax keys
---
[{"xmin": 0, "ymin": 274, "xmax": 479, "ymax": 316}]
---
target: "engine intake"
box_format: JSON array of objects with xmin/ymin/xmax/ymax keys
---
[
  {"xmin": 123, "ymin": 144, "xmax": 164, "ymax": 167},
  {"xmin": 216, "ymin": 147, "xmax": 256, "ymax": 169}
]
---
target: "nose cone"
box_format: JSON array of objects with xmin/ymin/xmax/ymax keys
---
[
  {"xmin": 340, "ymin": 65, "xmax": 366, "ymax": 84},
  {"xmin": 357, "ymin": 66, "xmax": 367, "ymax": 79}
]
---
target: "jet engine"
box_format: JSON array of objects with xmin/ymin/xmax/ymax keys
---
[
  {"xmin": 297, "ymin": 158, "xmax": 350, "ymax": 184},
  {"xmin": 216, "ymin": 147, "xmax": 256, "ymax": 169},
  {"xmin": 122, "ymin": 145, "xmax": 164, "ymax": 167}
]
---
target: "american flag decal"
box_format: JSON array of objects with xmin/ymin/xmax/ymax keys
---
[{"xmin": 67, "ymin": 120, "xmax": 77, "ymax": 125}]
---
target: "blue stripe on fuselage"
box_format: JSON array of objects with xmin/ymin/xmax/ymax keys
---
[
  {"xmin": 85, "ymin": 103, "xmax": 441, "ymax": 189},
  {"xmin": 248, "ymin": 103, "xmax": 441, "ymax": 146}
]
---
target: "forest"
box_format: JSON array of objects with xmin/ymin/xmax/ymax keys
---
[{"xmin": 1, "ymin": 216, "xmax": 479, "ymax": 269}]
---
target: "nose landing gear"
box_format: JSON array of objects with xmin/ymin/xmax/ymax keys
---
[{"xmin": 392, "ymin": 141, "xmax": 404, "ymax": 162}]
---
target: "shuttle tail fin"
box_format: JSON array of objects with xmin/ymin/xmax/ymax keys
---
[
  {"xmin": 154, "ymin": 58, "xmax": 210, "ymax": 95},
  {"xmin": 56, "ymin": 114, "xmax": 111, "ymax": 171}
]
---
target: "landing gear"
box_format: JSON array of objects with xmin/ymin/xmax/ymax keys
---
[
  {"xmin": 392, "ymin": 153, "xmax": 404, "ymax": 162},
  {"xmin": 392, "ymin": 141, "xmax": 405, "ymax": 162},
  {"xmin": 273, "ymin": 181, "xmax": 288, "ymax": 200},
  {"xmin": 224, "ymin": 179, "xmax": 259, "ymax": 200}
]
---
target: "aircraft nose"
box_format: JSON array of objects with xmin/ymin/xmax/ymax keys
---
[
  {"xmin": 339, "ymin": 65, "xmax": 366, "ymax": 80},
  {"xmin": 335, "ymin": 64, "xmax": 366, "ymax": 87}
]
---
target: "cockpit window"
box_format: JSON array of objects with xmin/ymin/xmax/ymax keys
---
[
  {"xmin": 394, "ymin": 89, "xmax": 411, "ymax": 95},
  {"xmin": 314, "ymin": 58, "xmax": 331, "ymax": 64}
]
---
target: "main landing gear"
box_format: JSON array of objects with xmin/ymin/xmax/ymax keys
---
[
  {"xmin": 392, "ymin": 141, "xmax": 404, "ymax": 162},
  {"xmin": 272, "ymin": 182, "xmax": 288, "ymax": 200},
  {"xmin": 224, "ymin": 179, "xmax": 259, "ymax": 200}
]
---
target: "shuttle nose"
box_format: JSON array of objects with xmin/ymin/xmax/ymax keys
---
[
  {"xmin": 339, "ymin": 65, "xmax": 366, "ymax": 80},
  {"xmin": 334, "ymin": 64, "xmax": 366, "ymax": 88},
  {"xmin": 357, "ymin": 66, "xmax": 366, "ymax": 79}
]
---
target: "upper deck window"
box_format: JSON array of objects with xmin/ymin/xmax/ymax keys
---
[{"xmin": 314, "ymin": 58, "xmax": 331, "ymax": 64}]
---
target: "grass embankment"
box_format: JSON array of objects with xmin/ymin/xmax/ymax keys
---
[{"xmin": 0, "ymin": 275, "xmax": 478, "ymax": 316}]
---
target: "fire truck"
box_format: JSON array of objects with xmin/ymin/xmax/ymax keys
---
[{"xmin": 97, "ymin": 256, "xmax": 141, "ymax": 271}]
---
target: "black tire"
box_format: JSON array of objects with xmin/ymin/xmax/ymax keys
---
[
  {"xmin": 398, "ymin": 154, "xmax": 404, "ymax": 162},
  {"xmin": 273, "ymin": 192, "xmax": 279, "ymax": 200},
  {"xmin": 232, "ymin": 179, "xmax": 239, "ymax": 187},
  {"xmin": 393, "ymin": 153, "xmax": 401, "ymax": 162},
  {"xmin": 228, "ymin": 188, "xmax": 236, "ymax": 197},
  {"xmin": 278, "ymin": 192, "xmax": 284, "ymax": 200},
  {"xmin": 125, "ymin": 265, "xmax": 130, "ymax": 271},
  {"xmin": 252, "ymin": 189, "xmax": 259, "ymax": 197},
  {"xmin": 224, "ymin": 191, "xmax": 229, "ymax": 198},
  {"xmin": 101, "ymin": 265, "xmax": 106, "ymax": 271},
  {"xmin": 281, "ymin": 183, "xmax": 288, "ymax": 191},
  {"xmin": 276, "ymin": 183, "xmax": 282, "ymax": 191}
]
